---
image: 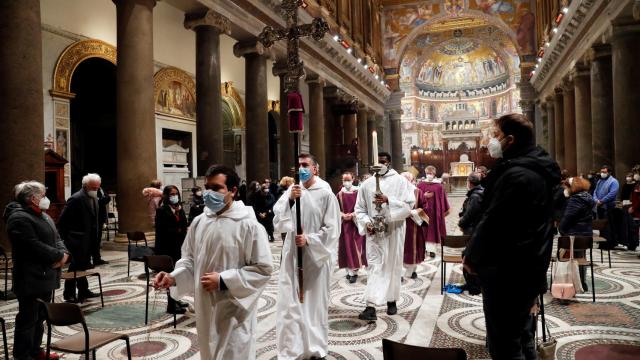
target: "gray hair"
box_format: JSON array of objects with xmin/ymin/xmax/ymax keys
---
[
  {"xmin": 14, "ymin": 181, "xmax": 46, "ymax": 205},
  {"xmin": 425, "ymin": 165, "xmax": 437, "ymax": 173},
  {"xmin": 468, "ymin": 172, "xmax": 482, "ymax": 186},
  {"xmin": 82, "ymin": 173, "xmax": 102, "ymax": 188}
]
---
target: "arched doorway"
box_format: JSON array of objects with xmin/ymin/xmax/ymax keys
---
[{"xmin": 69, "ymin": 58, "xmax": 117, "ymax": 192}]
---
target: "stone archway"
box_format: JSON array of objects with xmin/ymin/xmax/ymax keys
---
[{"xmin": 49, "ymin": 39, "xmax": 118, "ymax": 199}]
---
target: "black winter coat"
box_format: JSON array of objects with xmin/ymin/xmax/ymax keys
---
[
  {"xmin": 57, "ymin": 189, "xmax": 99, "ymax": 270},
  {"xmin": 465, "ymin": 145, "xmax": 561, "ymax": 299},
  {"xmin": 154, "ymin": 204, "xmax": 187, "ymax": 263},
  {"xmin": 552, "ymin": 184, "xmax": 568, "ymax": 222},
  {"xmin": 188, "ymin": 196, "xmax": 205, "ymax": 224},
  {"xmin": 559, "ymin": 191, "xmax": 595, "ymax": 236},
  {"xmin": 3, "ymin": 202, "xmax": 67, "ymax": 297},
  {"xmin": 458, "ymin": 185, "xmax": 484, "ymax": 235}
]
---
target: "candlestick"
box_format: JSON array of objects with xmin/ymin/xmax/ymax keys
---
[{"xmin": 372, "ymin": 130, "xmax": 378, "ymax": 165}]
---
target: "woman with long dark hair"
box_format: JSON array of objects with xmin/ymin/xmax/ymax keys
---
[{"xmin": 154, "ymin": 185, "xmax": 188, "ymax": 314}]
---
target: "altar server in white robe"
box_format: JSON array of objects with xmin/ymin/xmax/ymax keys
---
[
  {"xmin": 355, "ymin": 152, "xmax": 415, "ymax": 321},
  {"xmin": 274, "ymin": 153, "xmax": 341, "ymax": 360},
  {"xmin": 154, "ymin": 164, "xmax": 273, "ymax": 360}
]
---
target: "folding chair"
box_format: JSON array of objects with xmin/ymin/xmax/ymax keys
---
[
  {"xmin": 592, "ymin": 219, "xmax": 612, "ymax": 267},
  {"xmin": 550, "ymin": 236, "xmax": 596, "ymax": 302},
  {"xmin": 106, "ymin": 212, "xmax": 118, "ymax": 241},
  {"xmin": 0, "ymin": 317, "xmax": 8, "ymax": 360},
  {"xmin": 38, "ymin": 300, "xmax": 131, "ymax": 360},
  {"xmin": 127, "ymin": 232, "xmax": 153, "ymax": 277},
  {"xmin": 143, "ymin": 255, "xmax": 178, "ymax": 327},
  {"xmin": 53, "ymin": 269, "xmax": 104, "ymax": 307},
  {"xmin": 382, "ymin": 338, "xmax": 467, "ymax": 360},
  {"xmin": 440, "ymin": 235, "xmax": 470, "ymax": 295}
]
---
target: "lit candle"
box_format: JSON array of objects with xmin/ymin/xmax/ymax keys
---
[{"xmin": 372, "ymin": 131, "xmax": 378, "ymax": 165}]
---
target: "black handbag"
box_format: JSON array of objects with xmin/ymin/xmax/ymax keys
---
[{"xmin": 128, "ymin": 244, "xmax": 154, "ymax": 261}]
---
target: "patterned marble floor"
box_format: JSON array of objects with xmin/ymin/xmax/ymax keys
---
[{"xmin": 1, "ymin": 195, "xmax": 639, "ymax": 359}]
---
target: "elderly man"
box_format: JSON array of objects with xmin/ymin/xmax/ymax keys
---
[
  {"xmin": 4, "ymin": 181, "xmax": 68, "ymax": 360},
  {"xmin": 57, "ymin": 173, "xmax": 102, "ymax": 303},
  {"xmin": 458, "ymin": 172, "xmax": 484, "ymax": 236},
  {"xmin": 464, "ymin": 114, "xmax": 560, "ymax": 359},
  {"xmin": 418, "ymin": 165, "xmax": 450, "ymax": 256}
]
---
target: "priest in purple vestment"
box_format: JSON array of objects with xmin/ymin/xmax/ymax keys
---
[
  {"xmin": 401, "ymin": 172, "xmax": 429, "ymax": 279},
  {"xmin": 337, "ymin": 172, "xmax": 367, "ymax": 283},
  {"xmin": 418, "ymin": 166, "xmax": 450, "ymax": 255}
]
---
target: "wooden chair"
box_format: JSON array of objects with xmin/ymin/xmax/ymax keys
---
[
  {"xmin": 54, "ymin": 269, "xmax": 104, "ymax": 307},
  {"xmin": 550, "ymin": 236, "xmax": 596, "ymax": 302},
  {"xmin": 127, "ymin": 231, "xmax": 153, "ymax": 277},
  {"xmin": 0, "ymin": 246, "xmax": 11, "ymax": 301},
  {"xmin": 143, "ymin": 255, "xmax": 177, "ymax": 327},
  {"xmin": 382, "ymin": 339, "xmax": 467, "ymax": 360},
  {"xmin": 106, "ymin": 212, "xmax": 118, "ymax": 241},
  {"xmin": 592, "ymin": 219, "xmax": 612, "ymax": 267},
  {"xmin": 0, "ymin": 317, "xmax": 8, "ymax": 360},
  {"xmin": 38, "ymin": 300, "xmax": 132, "ymax": 360},
  {"xmin": 440, "ymin": 235, "xmax": 470, "ymax": 295}
]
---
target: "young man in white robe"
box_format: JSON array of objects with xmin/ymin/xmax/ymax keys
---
[
  {"xmin": 355, "ymin": 152, "xmax": 415, "ymax": 321},
  {"xmin": 274, "ymin": 153, "xmax": 341, "ymax": 360},
  {"xmin": 153, "ymin": 164, "xmax": 273, "ymax": 360}
]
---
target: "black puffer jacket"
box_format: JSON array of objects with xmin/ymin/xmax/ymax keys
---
[
  {"xmin": 559, "ymin": 191, "xmax": 595, "ymax": 236},
  {"xmin": 3, "ymin": 202, "xmax": 67, "ymax": 297},
  {"xmin": 458, "ymin": 185, "xmax": 484, "ymax": 235},
  {"xmin": 465, "ymin": 145, "xmax": 561, "ymax": 299}
]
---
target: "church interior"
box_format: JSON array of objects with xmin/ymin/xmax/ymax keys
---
[{"xmin": 1, "ymin": 0, "xmax": 640, "ymax": 359}]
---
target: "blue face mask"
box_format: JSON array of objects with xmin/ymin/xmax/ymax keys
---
[
  {"xmin": 299, "ymin": 167, "xmax": 312, "ymax": 182},
  {"xmin": 169, "ymin": 195, "xmax": 179, "ymax": 205},
  {"xmin": 203, "ymin": 190, "xmax": 227, "ymax": 213}
]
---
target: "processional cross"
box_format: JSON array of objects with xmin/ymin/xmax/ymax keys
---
[{"xmin": 258, "ymin": 0, "xmax": 329, "ymax": 303}]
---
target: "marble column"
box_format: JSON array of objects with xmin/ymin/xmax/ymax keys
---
[
  {"xmin": 573, "ymin": 63, "xmax": 593, "ymax": 176},
  {"xmin": 0, "ymin": 0, "xmax": 44, "ymax": 248},
  {"xmin": 520, "ymin": 100, "xmax": 535, "ymax": 130},
  {"xmin": 306, "ymin": 75, "xmax": 326, "ymax": 178},
  {"xmin": 553, "ymin": 87, "xmax": 565, "ymax": 168},
  {"xmin": 545, "ymin": 96, "xmax": 556, "ymax": 160},
  {"xmin": 273, "ymin": 63, "xmax": 293, "ymax": 178},
  {"xmin": 538, "ymin": 101, "xmax": 549, "ymax": 151},
  {"xmin": 357, "ymin": 106, "xmax": 369, "ymax": 174},
  {"xmin": 562, "ymin": 78, "xmax": 577, "ymax": 175},
  {"xmin": 612, "ymin": 19, "xmax": 640, "ymax": 177},
  {"xmin": 234, "ymin": 40, "xmax": 269, "ymax": 183},
  {"xmin": 114, "ymin": 0, "xmax": 158, "ymax": 233},
  {"xmin": 590, "ymin": 43, "xmax": 614, "ymax": 171},
  {"xmin": 185, "ymin": 10, "xmax": 230, "ymax": 175},
  {"xmin": 389, "ymin": 110, "xmax": 403, "ymax": 172},
  {"xmin": 367, "ymin": 110, "xmax": 377, "ymax": 165}
]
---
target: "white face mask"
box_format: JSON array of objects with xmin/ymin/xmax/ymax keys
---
[
  {"xmin": 169, "ymin": 195, "xmax": 180, "ymax": 204},
  {"xmin": 343, "ymin": 181, "xmax": 352, "ymax": 190},
  {"xmin": 563, "ymin": 188, "xmax": 570, "ymax": 198},
  {"xmin": 378, "ymin": 164, "xmax": 389, "ymax": 175},
  {"xmin": 87, "ymin": 190, "xmax": 98, "ymax": 198},
  {"xmin": 627, "ymin": 177, "xmax": 633, "ymax": 183},
  {"xmin": 488, "ymin": 137, "xmax": 503, "ymax": 159},
  {"xmin": 635, "ymin": 174, "xmax": 640, "ymax": 181},
  {"xmin": 600, "ymin": 173, "xmax": 608, "ymax": 179},
  {"xmin": 426, "ymin": 174, "xmax": 435, "ymax": 182},
  {"xmin": 38, "ymin": 196, "xmax": 51, "ymax": 210},
  {"xmin": 195, "ymin": 191, "xmax": 202, "ymax": 197}
]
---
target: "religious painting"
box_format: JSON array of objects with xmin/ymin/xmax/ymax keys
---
[
  {"xmin": 400, "ymin": 53, "xmax": 417, "ymax": 83},
  {"xmin": 154, "ymin": 67, "xmax": 196, "ymax": 120},
  {"xmin": 444, "ymin": 0, "xmax": 465, "ymax": 16},
  {"xmin": 479, "ymin": 120, "xmax": 493, "ymax": 148},
  {"xmin": 419, "ymin": 123, "xmax": 444, "ymax": 150},
  {"xmin": 55, "ymin": 129, "xmax": 68, "ymax": 159},
  {"xmin": 469, "ymin": 0, "xmax": 536, "ymax": 54},
  {"xmin": 382, "ymin": 2, "xmax": 439, "ymax": 67}
]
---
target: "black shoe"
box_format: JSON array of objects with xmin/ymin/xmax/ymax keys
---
[
  {"xmin": 411, "ymin": 271, "xmax": 418, "ymax": 279},
  {"xmin": 346, "ymin": 274, "xmax": 352, "ymax": 281},
  {"xmin": 358, "ymin": 306, "xmax": 377, "ymax": 321},
  {"xmin": 582, "ymin": 283, "xmax": 589, "ymax": 292},
  {"xmin": 167, "ymin": 306, "xmax": 186, "ymax": 315},
  {"xmin": 93, "ymin": 259, "xmax": 109, "ymax": 266},
  {"xmin": 429, "ymin": 252, "xmax": 436, "ymax": 258},
  {"xmin": 349, "ymin": 274, "xmax": 358, "ymax": 284},
  {"xmin": 64, "ymin": 296, "xmax": 79, "ymax": 303},
  {"xmin": 79, "ymin": 291, "xmax": 100, "ymax": 299},
  {"xmin": 387, "ymin": 301, "xmax": 397, "ymax": 315},
  {"xmin": 176, "ymin": 300, "xmax": 189, "ymax": 308}
]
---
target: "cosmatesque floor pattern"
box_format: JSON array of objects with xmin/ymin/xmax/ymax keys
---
[{"xmin": 1, "ymin": 195, "xmax": 639, "ymax": 359}]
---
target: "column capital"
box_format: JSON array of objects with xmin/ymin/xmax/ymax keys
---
[
  {"xmin": 184, "ymin": 10, "xmax": 231, "ymax": 35},
  {"xmin": 561, "ymin": 77, "xmax": 574, "ymax": 92},
  {"xmin": 611, "ymin": 17, "xmax": 640, "ymax": 41},
  {"xmin": 545, "ymin": 95, "xmax": 555, "ymax": 104},
  {"xmin": 554, "ymin": 87, "xmax": 563, "ymax": 96},
  {"xmin": 572, "ymin": 62, "xmax": 591, "ymax": 78},
  {"xmin": 272, "ymin": 62, "xmax": 288, "ymax": 77},
  {"xmin": 305, "ymin": 73, "xmax": 325, "ymax": 86},
  {"xmin": 519, "ymin": 100, "xmax": 535, "ymax": 112},
  {"xmin": 233, "ymin": 40, "xmax": 272, "ymax": 59},
  {"xmin": 589, "ymin": 43, "xmax": 611, "ymax": 61}
]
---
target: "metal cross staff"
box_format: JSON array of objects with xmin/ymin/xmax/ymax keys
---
[{"xmin": 258, "ymin": 0, "xmax": 328, "ymax": 303}]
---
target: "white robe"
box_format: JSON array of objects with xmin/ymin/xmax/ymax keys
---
[
  {"xmin": 169, "ymin": 201, "xmax": 273, "ymax": 360},
  {"xmin": 273, "ymin": 177, "xmax": 341, "ymax": 359},
  {"xmin": 354, "ymin": 169, "xmax": 415, "ymax": 305}
]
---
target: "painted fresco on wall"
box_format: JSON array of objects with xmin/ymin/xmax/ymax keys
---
[
  {"xmin": 400, "ymin": 53, "xmax": 417, "ymax": 83},
  {"xmin": 420, "ymin": 123, "xmax": 444, "ymax": 150},
  {"xmin": 383, "ymin": 2, "xmax": 439, "ymax": 67},
  {"xmin": 479, "ymin": 120, "xmax": 493, "ymax": 147},
  {"xmin": 156, "ymin": 81, "xmax": 196, "ymax": 119},
  {"xmin": 470, "ymin": 0, "xmax": 536, "ymax": 54}
]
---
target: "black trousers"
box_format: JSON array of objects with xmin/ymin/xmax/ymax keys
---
[
  {"xmin": 14, "ymin": 292, "xmax": 52, "ymax": 360},
  {"xmin": 92, "ymin": 223, "xmax": 105, "ymax": 262},
  {"xmin": 479, "ymin": 270, "xmax": 537, "ymax": 360},
  {"xmin": 63, "ymin": 261, "xmax": 90, "ymax": 299}
]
